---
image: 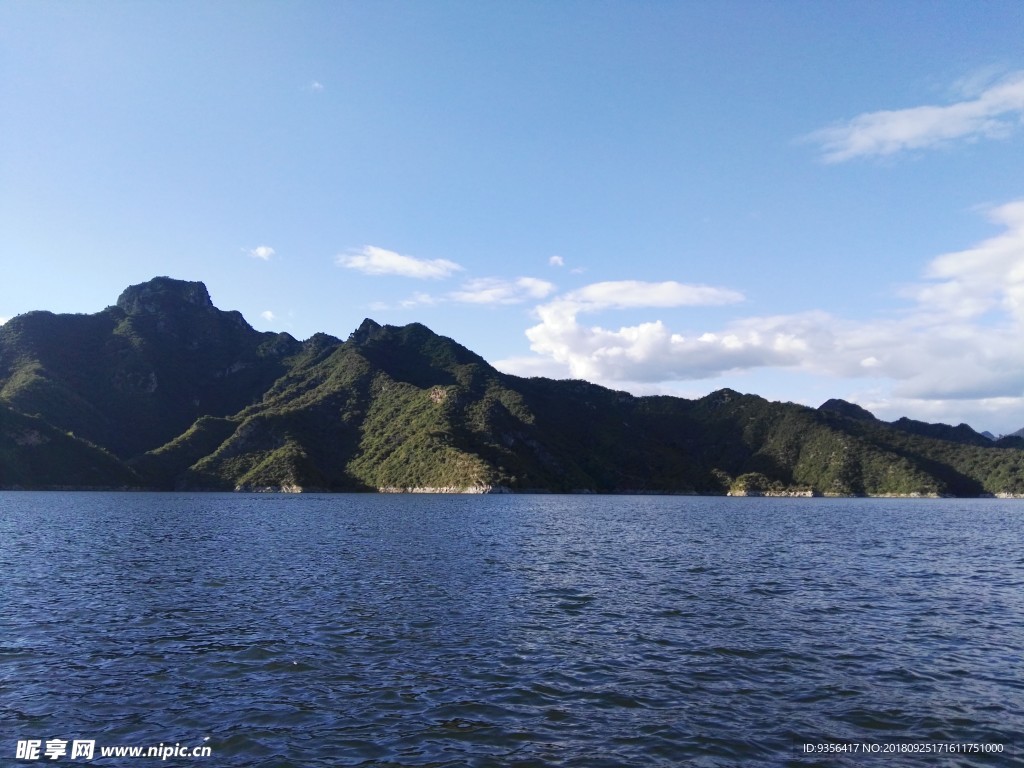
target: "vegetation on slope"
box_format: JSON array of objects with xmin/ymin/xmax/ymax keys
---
[
  {"xmin": 2, "ymin": 276, "xmax": 1024, "ymax": 496},
  {"xmin": 0, "ymin": 402, "xmax": 140, "ymax": 489}
]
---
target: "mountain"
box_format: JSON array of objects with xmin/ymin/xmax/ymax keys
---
[
  {"xmin": 0, "ymin": 277, "xmax": 301, "ymax": 458},
  {"xmin": 2, "ymin": 277, "xmax": 1024, "ymax": 496}
]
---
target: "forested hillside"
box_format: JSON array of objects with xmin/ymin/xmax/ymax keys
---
[{"xmin": 3, "ymin": 277, "xmax": 1023, "ymax": 496}]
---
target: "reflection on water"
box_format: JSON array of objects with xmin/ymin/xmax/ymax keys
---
[{"xmin": 1, "ymin": 493, "xmax": 1022, "ymax": 766}]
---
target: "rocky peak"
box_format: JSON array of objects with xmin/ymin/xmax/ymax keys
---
[
  {"xmin": 116, "ymin": 277, "xmax": 213, "ymax": 316},
  {"xmin": 348, "ymin": 318, "xmax": 383, "ymax": 345}
]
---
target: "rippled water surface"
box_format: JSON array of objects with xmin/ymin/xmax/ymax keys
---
[{"xmin": 2, "ymin": 493, "xmax": 1023, "ymax": 766}]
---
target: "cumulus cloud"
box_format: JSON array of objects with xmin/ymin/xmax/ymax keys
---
[
  {"xmin": 913, "ymin": 200, "xmax": 1024, "ymax": 321},
  {"xmin": 307, "ymin": 80, "xmax": 325, "ymax": 92},
  {"xmin": 504, "ymin": 203, "xmax": 1024, "ymax": 414},
  {"xmin": 549, "ymin": 255, "xmax": 565, "ymax": 267},
  {"xmin": 872, "ymin": 203, "xmax": 1024, "ymax": 402},
  {"xmin": 337, "ymin": 246, "xmax": 463, "ymax": 279},
  {"xmin": 520, "ymin": 280, "xmax": 747, "ymax": 381},
  {"xmin": 260, "ymin": 310, "xmax": 276, "ymax": 321},
  {"xmin": 806, "ymin": 70, "xmax": 1024, "ymax": 162},
  {"xmin": 450, "ymin": 277, "xmax": 556, "ymax": 305},
  {"xmin": 525, "ymin": 308, "xmax": 823, "ymax": 383},
  {"xmin": 248, "ymin": 245, "xmax": 276, "ymax": 261},
  {"xmin": 0, "ymin": 316, "xmax": 8, "ymax": 325}
]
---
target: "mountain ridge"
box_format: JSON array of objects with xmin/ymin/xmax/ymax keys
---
[{"xmin": 2, "ymin": 277, "xmax": 1023, "ymax": 496}]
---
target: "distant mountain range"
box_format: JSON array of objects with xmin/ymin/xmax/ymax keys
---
[{"xmin": 2, "ymin": 276, "xmax": 1023, "ymax": 496}]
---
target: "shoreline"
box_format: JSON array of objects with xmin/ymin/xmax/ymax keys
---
[{"xmin": 2, "ymin": 485, "xmax": 1023, "ymax": 499}]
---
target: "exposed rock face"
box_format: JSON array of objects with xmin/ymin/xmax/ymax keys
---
[{"xmin": 116, "ymin": 277, "xmax": 213, "ymax": 316}]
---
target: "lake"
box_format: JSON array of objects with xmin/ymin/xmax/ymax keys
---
[{"xmin": 1, "ymin": 493, "xmax": 1021, "ymax": 766}]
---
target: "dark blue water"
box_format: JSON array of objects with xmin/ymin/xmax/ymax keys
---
[{"xmin": 1, "ymin": 493, "xmax": 1022, "ymax": 767}]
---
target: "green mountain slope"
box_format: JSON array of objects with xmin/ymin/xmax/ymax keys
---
[
  {"xmin": 0, "ymin": 277, "xmax": 301, "ymax": 458},
  {"xmin": 2, "ymin": 277, "xmax": 1023, "ymax": 496},
  {"xmin": 0, "ymin": 402, "xmax": 140, "ymax": 489}
]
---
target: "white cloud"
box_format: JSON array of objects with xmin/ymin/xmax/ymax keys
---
[
  {"xmin": 365, "ymin": 292, "xmax": 441, "ymax": 311},
  {"xmin": 519, "ymin": 280, "xmax": 748, "ymax": 381},
  {"xmin": 401, "ymin": 292, "xmax": 439, "ymax": 308},
  {"xmin": 0, "ymin": 316, "xmax": 8, "ymax": 325},
  {"xmin": 806, "ymin": 70, "xmax": 1024, "ymax": 162},
  {"xmin": 337, "ymin": 246, "xmax": 463, "ymax": 279},
  {"xmin": 260, "ymin": 310, "xmax": 276, "ymax": 321},
  {"xmin": 248, "ymin": 245, "xmax": 275, "ymax": 261},
  {"xmin": 549, "ymin": 255, "xmax": 565, "ymax": 267},
  {"xmin": 913, "ymin": 200, "xmax": 1024, "ymax": 321},
  {"xmin": 307, "ymin": 81, "xmax": 324, "ymax": 92},
  {"xmin": 492, "ymin": 354, "xmax": 573, "ymax": 379},
  {"xmin": 858, "ymin": 393, "xmax": 1024, "ymax": 434},
  {"xmin": 564, "ymin": 280, "xmax": 744, "ymax": 311},
  {"xmin": 504, "ymin": 202, "xmax": 1024, "ymax": 419},
  {"xmin": 524, "ymin": 308, "xmax": 821, "ymax": 383},
  {"xmin": 450, "ymin": 277, "xmax": 556, "ymax": 305},
  {"xmin": 375, "ymin": 277, "xmax": 555, "ymax": 311},
  {"xmin": 522, "ymin": 292, "xmax": 1024, "ymax": 399}
]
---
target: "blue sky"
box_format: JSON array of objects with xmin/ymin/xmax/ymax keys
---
[{"xmin": 3, "ymin": 1, "xmax": 1024, "ymax": 433}]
